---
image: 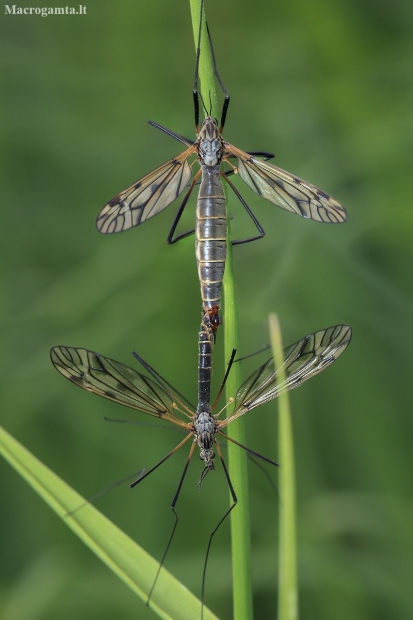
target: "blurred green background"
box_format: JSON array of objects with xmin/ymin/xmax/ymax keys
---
[{"xmin": 1, "ymin": 0, "xmax": 413, "ymax": 618}]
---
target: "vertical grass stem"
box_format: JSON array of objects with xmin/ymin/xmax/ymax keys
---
[
  {"xmin": 189, "ymin": 2, "xmax": 253, "ymax": 617},
  {"xmin": 269, "ymin": 314, "xmax": 298, "ymax": 620},
  {"xmin": 223, "ymin": 218, "xmax": 253, "ymax": 620}
]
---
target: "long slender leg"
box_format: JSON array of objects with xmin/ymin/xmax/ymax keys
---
[
  {"xmin": 222, "ymin": 152, "xmax": 274, "ymax": 181},
  {"xmin": 225, "ymin": 151, "xmax": 275, "ymax": 163},
  {"xmin": 147, "ymin": 120, "xmax": 194, "ymax": 147},
  {"xmin": 220, "ymin": 171, "xmax": 266, "ymax": 245},
  {"xmin": 190, "ymin": 152, "xmax": 275, "ymax": 195},
  {"xmin": 216, "ymin": 441, "xmax": 279, "ymax": 498},
  {"xmin": 104, "ymin": 417, "xmax": 187, "ymax": 434},
  {"xmin": 193, "ymin": 0, "xmax": 206, "ymax": 130},
  {"xmin": 65, "ymin": 469, "xmax": 146, "ymax": 517},
  {"xmin": 211, "ymin": 348, "xmax": 237, "ymax": 411},
  {"xmin": 167, "ymin": 168, "xmax": 202, "ymax": 244},
  {"xmin": 234, "ymin": 343, "xmax": 271, "ymax": 362},
  {"xmin": 217, "ymin": 431, "xmax": 279, "ymax": 467},
  {"xmin": 244, "ymin": 150, "xmax": 275, "ymax": 160},
  {"xmin": 147, "ymin": 441, "xmax": 196, "ymax": 604},
  {"xmin": 247, "ymin": 454, "xmax": 280, "ymax": 498},
  {"xmin": 129, "ymin": 433, "xmax": 193, "ymax": 488},
  {"xmin": 191, "ymin": 152, "xmax": 274, "ymax": 189},
  {"xmin": 205, "ymin": 22, "xmax": 230, "ymax": 132},
  {"xmin": 132, "ymin": 351, "xmax": 196, "ymax": 411},
  {"xmin": 201, "ymin": 441, "xmax": 237, "ymax": 620}
]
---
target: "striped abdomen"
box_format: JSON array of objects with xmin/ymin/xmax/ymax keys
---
[
  {"xmin": 196, "ymin": 164, "xmax": 227, "ymax": 330},
  {"xmin": 197, "ymin": 315, "xmax": 214, "ymax": 413}
]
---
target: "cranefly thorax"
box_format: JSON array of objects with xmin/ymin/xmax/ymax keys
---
[
  {"xmin": 194, "ymin": 409, "xmax": 217, "ymax": 450},
  {"xmin": 197, "ymin": 117, "xmax": 224, "ymax": 167}
]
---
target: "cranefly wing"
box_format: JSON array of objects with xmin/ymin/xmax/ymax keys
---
[
  {"xmin": 224, "ymin": 144, "xmax": 347, "ymax": 224},
  {"xmin": 222, "ymin": 325, "xmax": 351, "ymax": 425},
  {"xmin": 96, "ymin": 145, "xmax": 197, "ymax": 233},
  {"xmin": 51, "ymin": 346, "xmax": 184, "ymax": 423}
]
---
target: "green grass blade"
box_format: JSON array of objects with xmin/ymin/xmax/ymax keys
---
[
  {"xmin": 0, "ymin": 425, "xmax": 219, "ymax": 620},
  {"xmin": 223, "ymin": 218, "xmax": 253, "ymax": 620},
  {"xmin": 189, "ymin": 2, "xmax": 253, "ymax": 617},
  {"xmin": 269, "ymin": 315, "xmax": 298, "ymax": 620},
  {"xmin": 189, "ymin": 0, "xmax": 219, "ymax": 120}
]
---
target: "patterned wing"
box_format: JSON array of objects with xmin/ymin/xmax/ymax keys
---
[
  {"xmin": 225, "ymin": 144, "xmax": 347, "ymax": 224},
  {"xmin": 51, "ymin": 346, "xmax": 181, "ymax": 421},
  {"xmin": 222, "ymin": 325, "xmax": 351, "ymax": 425},
  {"xmin": 96, "ymin": 145, "xmax": 196, "ymax": 233}
]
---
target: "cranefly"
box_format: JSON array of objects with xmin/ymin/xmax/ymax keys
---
[
  {"xmin": 51, "ymin": 324, "xmax": 351, "ymax": 610},
  {"xmin": 96, "ymin": 0, "xmax": 347, "ymax": 336}
]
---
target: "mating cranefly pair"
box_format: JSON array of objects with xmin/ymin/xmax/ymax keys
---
[{"xmin": 51, "ymin": 0, "xmax": 352, "ymax": 615}]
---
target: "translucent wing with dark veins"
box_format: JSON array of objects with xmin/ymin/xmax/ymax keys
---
[
  {"xmin": 96, "ymin": 145, "xmax": 196, "ymax": 233},
  {"xmin": 50, "ymin": 346, "xmax": 181, "ymax": 421},
  {"xmin": 221, "ymin": 325, "xmax": 351, "ymax": 426},
  {"xmin": 225, "ymin": 144, "xmax": 347, "ymax": 224}
]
